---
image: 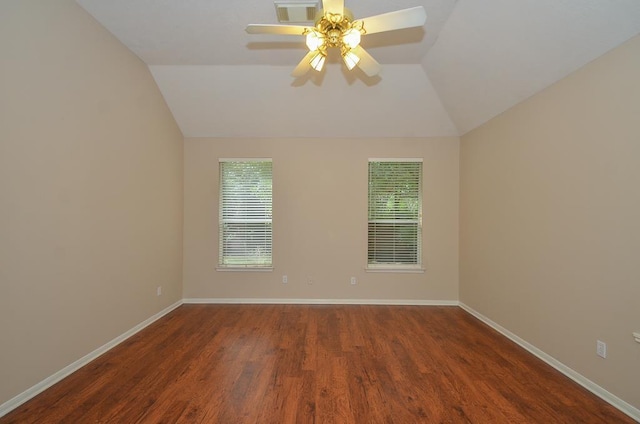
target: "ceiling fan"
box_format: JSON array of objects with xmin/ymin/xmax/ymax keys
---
[{"xmin": 245, "ymin": 0, "xmax": 427, "ymax": 77}]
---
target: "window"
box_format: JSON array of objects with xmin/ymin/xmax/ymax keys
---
[
  {"xmin": 219, "ymin": 159, "xmax": 272, "ymax": 268},
  {"xmin": 368, "ymin": 159, "xmax": 423, "ymax": 270}
]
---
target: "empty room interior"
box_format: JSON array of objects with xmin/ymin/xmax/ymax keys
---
[{"xmin": 1, "ymin": 0, "xmax": 639, "ymax": 422}]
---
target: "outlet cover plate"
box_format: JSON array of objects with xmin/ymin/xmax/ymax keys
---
[{"xmin": 596, "ymin": 340, "xmax": 607, "ymax": 358}]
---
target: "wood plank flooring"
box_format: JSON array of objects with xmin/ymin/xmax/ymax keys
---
[{"xmin": 1, "ymin": 305, "xmax": 634, "ymax": 423}]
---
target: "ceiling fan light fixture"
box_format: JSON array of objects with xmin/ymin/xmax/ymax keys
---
[
  {"xmin": 342, "ymin": 27, "xmax": 361, "ymax": 49},
  {"xmin": 305, "ymin": 29, "xmax": 325, "ymax": 51},
  {"xmin": 342, "ymin": 49, "xmax": 360, "ymax": 70},
  {"xmin": 309, "ymin": 51, "xmax": 326, "ymax": 71}
]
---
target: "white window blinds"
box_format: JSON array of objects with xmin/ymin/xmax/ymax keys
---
[
  {"xmin": 368, "ymin": 160, "xmax": 422, "ymax": 268},
  {"xmin": 219, "ymin": 160, "xmax": 272, "ymax": 268}
]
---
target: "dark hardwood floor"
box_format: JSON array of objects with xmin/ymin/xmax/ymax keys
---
[{"xmin": 1, "ymin": 305, "xmax": 634, "ymax": 423}]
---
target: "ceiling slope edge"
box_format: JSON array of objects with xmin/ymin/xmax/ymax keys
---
[
  {"xmin": 149, "ymin": 64, "xmax": 460, "ymax": 138},
  {"xmin": 421, "ymin": 0, "xmax": 640, "ymax": 135}
]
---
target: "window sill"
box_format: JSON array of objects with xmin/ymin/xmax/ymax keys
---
[
  {"xmin": 365, "ymin": 266, "xmax": 425, "ymax": 274},
  {"xmin": 216, "ymin": 267, "xmax": 274, "ymax": 272}
]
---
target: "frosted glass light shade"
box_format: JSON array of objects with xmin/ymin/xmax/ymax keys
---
[
  {"xmin": 342, "ymin": 28, "xmax": 361, "ymax": 49},
  {"xmin": 309, "ymin": 51, "xmax": 326, "ymax": 71},
  {"xmin": 306, "ymin": 30, "xmax": 324, "ymax": 51},
  {"xmin": 342, "ymin": 50, "xmax": 360, "ymax": 70}
]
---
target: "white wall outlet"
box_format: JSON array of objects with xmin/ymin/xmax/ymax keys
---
[
  {"xmin": 596, "ymin": 340, "xmax": 607, "ymax": 358},
  {"xmin": 156, "ymin": 286, "xmax": 162, "ymax": 296},
  {"xmin": 350, "ymin": 277, "xmax": 357, "ymax": 285},
  {"xmin": 633, "ymin": 332, "xmax": 640, "ymax": 343},
  {"xmin": 307, "ymin": 276, "xmax": 313, "ymax": 285},
  {"xmin": 282, "ymin": 275, "xmax": 288, "ymax": 284}
]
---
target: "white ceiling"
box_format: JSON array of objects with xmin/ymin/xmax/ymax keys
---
[{"xmin": 76, "ymin": 0, "xmax": 640, "ymax": 137}]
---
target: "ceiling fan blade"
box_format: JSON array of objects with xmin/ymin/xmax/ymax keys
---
[
  {"xmin": 245, "ymin": 24, "xmax": 310, "ymax": 35},
  {"xmin": 291, "ymin": 51, "xmax": 316, "ymax": 77},
  {"xmin": 351, "ymin": 45, "xmax": 381, "ymax": 77},
  {"xmin": 322, "ymin": 0, "xmax": 344, "ymax": 15},
  {"xmin": 359, "ymin": 6, "xmax": 427, "ymax": 35}
]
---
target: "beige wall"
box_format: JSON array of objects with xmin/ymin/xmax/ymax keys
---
[
  {"xmin": 460, "ymin": 35, "xmax": 640, "ymax": 409},
  {"xmin": 4, "ymin": 0, "xmax": 636, "ymax": 414},
  {"xmin": 184, "ymin": 137, "xmax": 459, "ymax": 301},
  {"xmin": 0, "ymin": 0, "xmax": 183, "ymax": 405}
]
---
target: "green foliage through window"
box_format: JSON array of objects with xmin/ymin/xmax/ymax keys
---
[
  {"xmin": 368, "ymin": 161, "xmax": 422, "ymax": 266},
  {"xmin": 219, "ymin": 160, "xmax": 272, "ymax": 267}
]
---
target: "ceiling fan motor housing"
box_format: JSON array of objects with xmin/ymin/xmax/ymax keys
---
[{"xmin": 313, "ymin": 8, "xmax": 362, "ymax": 49}]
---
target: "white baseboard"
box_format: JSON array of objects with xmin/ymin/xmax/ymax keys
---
[
  {"xmin": 0, "ymin": 300, "xmax": 183, "ymax": 418},
  {"xmin": 459, "ymin": 302, "xmax": 640, "ymax": 422},
  {"xmin": 182, "ymin": 298, "xmax": 459, "ymax": 306}
]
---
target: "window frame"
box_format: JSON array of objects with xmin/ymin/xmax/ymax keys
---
[
  {"xmin": 366, "ymin": 158, "xmax": 424, "ymax": 273},
  {"xmin": 217, "ymin": 158, "xmax": 273, "ymax": 271}
]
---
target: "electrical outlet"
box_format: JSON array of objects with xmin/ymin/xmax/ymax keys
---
[
  {"xmin": 156, "ymin": 286, "xmax": 162, "ymax": 296},
  {"xmin": 596, "ymin": 340, "xmax": 607, "ymax": 358},
  {"xmin": 350, "ymin": 277, "xmax": 357, "ymax": 285},
  {"xmin": 307, "ymin": 276, "xmax": 313, "ymax": 285},
  {"xmin": 282, "ymin": 275, "xmax": 288, "ymax": 284},
  {"xmin": 633, "ymin": 332, "xmax": 640, "ymax": 343}
]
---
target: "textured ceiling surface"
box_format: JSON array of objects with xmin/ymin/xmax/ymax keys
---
[{"xmin": 76, "ymin": 0, "xmax": 640, "ymax": 137}]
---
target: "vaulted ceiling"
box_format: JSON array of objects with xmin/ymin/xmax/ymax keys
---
[{"xmin": 76, "ymin": 0, "xmax": 640, "ymax": 138}]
